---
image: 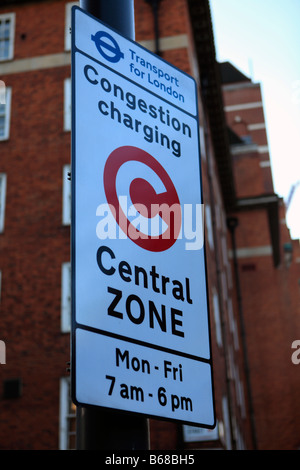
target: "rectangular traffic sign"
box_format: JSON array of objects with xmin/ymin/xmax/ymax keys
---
[{"xmin": 71, "ymin": 6, "xmax": 215, "ymax": 428}]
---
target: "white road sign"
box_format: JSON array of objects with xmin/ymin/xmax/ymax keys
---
[{"xmin": 71, "ymin": 6, "xmax": 215, "ymax": 428}]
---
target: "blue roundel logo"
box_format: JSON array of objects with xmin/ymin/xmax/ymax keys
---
[{"xmin": 91, "ymin": 31, "xmax": 124, "ymax": 63}]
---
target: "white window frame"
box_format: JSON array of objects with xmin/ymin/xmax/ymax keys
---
[
  {"xmin": 212, "ymin": 288, "xmax": 222, "ymax": 347},
  {"xmin": 61, "ymin": 262, "xmax": 71, "ymax": 332},
  {"xmin": 65, "ymin": 2, "xmax": 79, "ymax": 51},
  {"xmin": 0, "ymin": 13, "xmax": 15, "ymax": 61},
  {"xmin": 222, "ymin": 396, "xmax": 232, "ymax": 450},
  {"xmin": 199, "ymin": 125, "xmax": 206, "ymax": 161},
  {"xmin": 0, "ymin": 338, "xmax": 5, "ymax": 364},
  {"xmin": 64, "ymin": 78, "xmax": 71, "ymax": 131},
  {"xmin": 62, "ymin": 164, "xmax": 71, "ymax": 225},
  {"xmin": 0, "ymin": 80, "xmax": 5, "ymax": 105},
  {"xmin": 0, "ymin": 87, "xmax": 11, "ymax": 140},
  {"xmin": 59, "ymin": 377, "xmax": 76, "ymax": 450},
  {"xmin": 0, "ymin": 173, "xmax": 7, "ymax": 232},
  {"xmin": 235, "ymin": 368, "xmax": 246, "ymax": 419},
  {"xmin": 205, "ymin": 204, "xmax": 214, "ymax": 250},
  {"xmin": 227, "ymin": 297, "xmax": 239, "ymax": 350}
]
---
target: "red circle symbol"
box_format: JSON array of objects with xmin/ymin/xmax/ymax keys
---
[{"xmin": 103, "ymin": 146, "xmax": 182, "ymax": 252}]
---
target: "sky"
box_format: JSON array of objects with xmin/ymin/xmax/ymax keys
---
[{"xmin": 209, "ymin": 0, "xmax": 300, "ymax": 239}]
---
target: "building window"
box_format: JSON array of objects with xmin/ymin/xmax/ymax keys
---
[
  {"xmin": 59, "ymin": 377, "xmax": 76, "ymax": 450},
  {"xmin": 235, "ymin": 369, "xmax": 246, "ymax": 419},
  {"xmin": 227, "ymin": 297, "xmax": 239, "ymax": 350},
  {"xmin": 0, "ymin": 87, "xmax": 11, "ymax": 140},
  {"xmin": 199, "ymin": 125, "xmax": 206, "ymax": 161},
  {"xmin": 205, "ymin": 204, "xmax": 214, "ymax": 250},
  {"xmin": 222, "ymin": 395, "xmax": 232, "ymax": 450},
  {"xmin": 62, "ymin": 164, "xmax": 71, "ymax": 225},
  {"xmin": 0, "ymin": 80, "xmax": 5, "ymax": 105},
  {"xmin": 0, "ymin": 173, "xmax": 7, "ymax": 232},
  {"xmin": 212, "ymin": 288, "xmax": 222, "ymax": 347},
  {"xmin": 241, "ymin": 135, "xmax": 253, "ymax": 145},
  {"xmin": 0, "ymin": 13, "xmax": 15, "ymax": 61},
  {"xmin": 65, "ymin": 2, "xmax": 79, "ymax": 51},
  {"xmin": 64, "ymin": 78, "xmax": 71, "ymax": 131},
  {"xmin": 61, "ymin": 262, "xmax": 71, "ymax": 332}
]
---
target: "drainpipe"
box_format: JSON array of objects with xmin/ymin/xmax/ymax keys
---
[
  {"xmin": 227, "ymin": 216, "xmax": 258, "ymax": 450},
  {"xmin": 144, "ymin": 0, "xmax": 162, "ymax": 55}
]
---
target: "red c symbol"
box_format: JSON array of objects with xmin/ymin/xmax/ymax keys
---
[{"xmin": 103, "ymin": 146, "xmax": 181, "ymax": 252}]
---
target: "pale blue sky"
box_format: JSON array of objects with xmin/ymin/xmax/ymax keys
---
[{"xmin": 209, "ymin": 0, "xmax": 300, "ymax": 239}]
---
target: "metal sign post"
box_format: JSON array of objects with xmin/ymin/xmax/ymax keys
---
[{"xmin": 75, "ymin": 0, "xmax": 149, "ymax": 450}]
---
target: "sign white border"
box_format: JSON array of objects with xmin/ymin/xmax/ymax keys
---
[{"xmin": 71, "ymin": 6, "xmax": 215, "ymax": 428}]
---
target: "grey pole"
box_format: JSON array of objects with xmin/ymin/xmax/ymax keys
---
[
  {"xmin": 75, "ymin": 0, "xmax": 150, "ymax": 450},
  {"xmin": 76, "ymin": 406, "xmax": 150, "ymax": 450},
  {"xmin": 80, "ymin": 0, "xmax": 135, "ymax": 39}
]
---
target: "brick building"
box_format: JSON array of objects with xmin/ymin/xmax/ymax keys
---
[
  {"xmin": 220, "ymin": 61, "xmax": 300, "ymax": 450},
  {"xmin": 0, "ymin": 0, "xmax": 299, "ymax": 450}
]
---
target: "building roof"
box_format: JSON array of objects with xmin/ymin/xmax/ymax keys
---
[{"xmin": 219, "ymin": 61, "xmax": 251, "ymax": 84}]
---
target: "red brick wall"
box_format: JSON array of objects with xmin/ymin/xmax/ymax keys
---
[
  {"xmin": 2, "ymin": 0, "xmax": 298, "ymax": 451},
  {"xmin": 0, "ymin": 69, "xmax": 70, "ymax": 450},
  {"xmin": 0, "ymin": 0, "xmax": 233, "ymax": 450},
  {"xmin": 1, "ymin": 1, "xmax": 65, "ymax": 60},
  {"xmin": 223, "ymin": 73, "xmax": 300, "ymax": 448},
  {"xmin": 0, "ymin": 0, "xmax": 71, "ymax": 446},
  {"xmin": 135, "ymin": 0, "xmax": 190, "ymax": 41},
  {"xmin": 232, "ymin": 150, "xmax": 265, "ymax": 198}
]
